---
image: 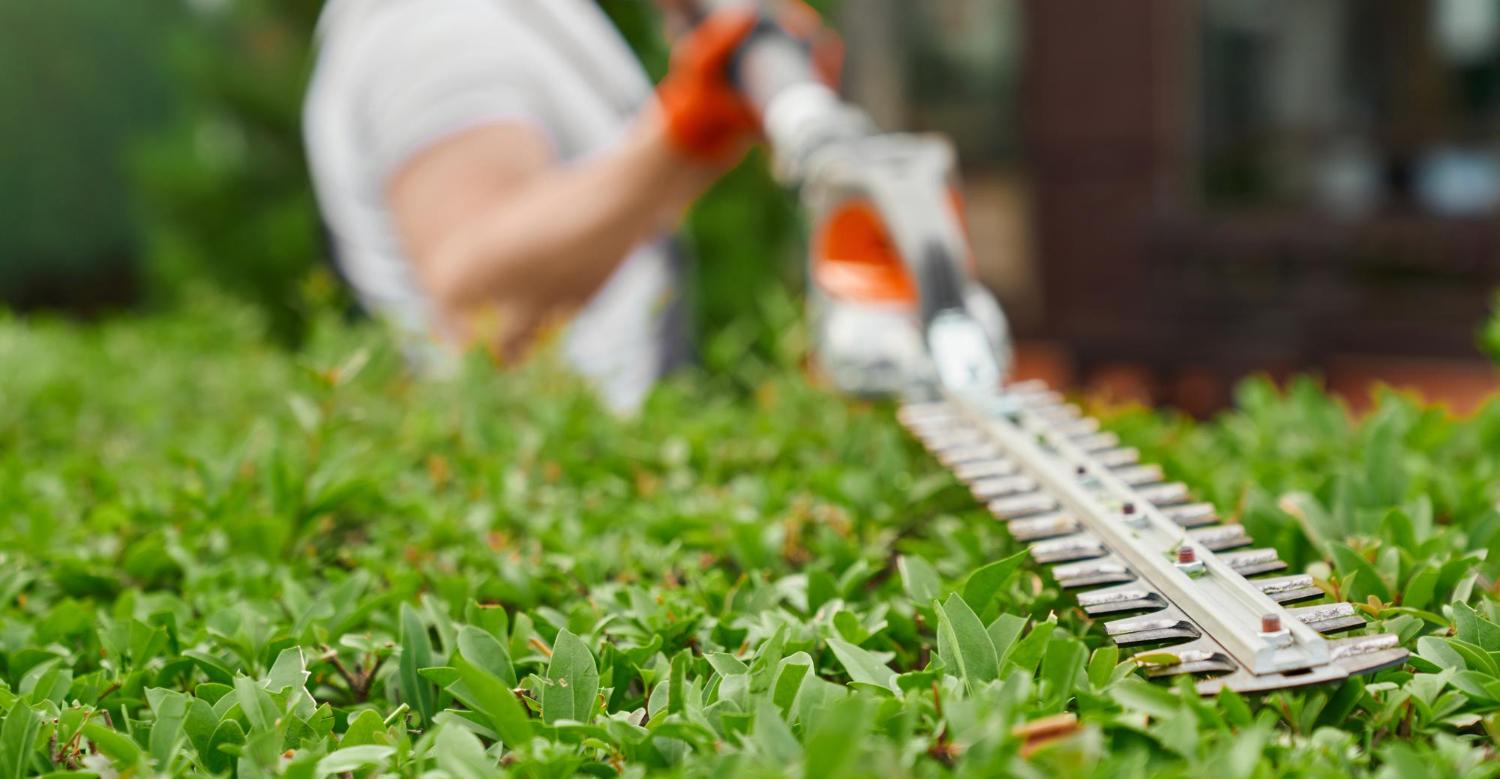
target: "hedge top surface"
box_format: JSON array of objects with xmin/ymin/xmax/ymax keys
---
[{"xmin": 0, "ymin": 303, "xmax": 1498, "ymax": 778}]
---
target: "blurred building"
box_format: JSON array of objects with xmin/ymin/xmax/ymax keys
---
[{"xmin": 845, "ymin": 0, "xmax": 1500, "ymax": 411}]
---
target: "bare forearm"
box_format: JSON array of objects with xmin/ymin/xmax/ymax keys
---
[{"xmin": 413, "ymin": 114, "xmax": 718, "ymax": 325}]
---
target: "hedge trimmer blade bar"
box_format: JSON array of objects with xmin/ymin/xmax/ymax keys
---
[{"xmin": 900, "ymin": 381, "xmax": 1408, "ymax": 695}]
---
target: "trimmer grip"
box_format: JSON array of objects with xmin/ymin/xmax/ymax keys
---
[{"xmin": 674, "ymin": 0, "xmax": 819, "ymax": 117}]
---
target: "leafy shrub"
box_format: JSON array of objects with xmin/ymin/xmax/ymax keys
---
[{"xmin": 0, "ymin": 299, "xmax": 1497, "ymax": 776}]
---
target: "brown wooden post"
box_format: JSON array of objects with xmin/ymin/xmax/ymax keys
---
[{"xmin": 1021, "ymin": 0, "xmax": 1196, "ymax": 368}]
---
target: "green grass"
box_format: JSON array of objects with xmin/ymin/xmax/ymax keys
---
[{"xmin": 0, "ymin": 298, "xmax": 1497, "ymax": 777}]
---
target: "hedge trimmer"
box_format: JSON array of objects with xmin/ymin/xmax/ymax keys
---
[
  {"xmin": 898, "ymin": 389, "xmax": 1408, "ymax": 694},
  {"xmin": 696, "ymin": 0, "xmax": 1408, "ymax": 694}
]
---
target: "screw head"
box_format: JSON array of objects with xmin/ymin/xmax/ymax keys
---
[
  {"xmin": 1261, "ymin": 613, "xmax": 1283, "ymax": 633},
  {"xmin": 1176, "ymin": 546, "xmax": 1196, "ymax": 564}
]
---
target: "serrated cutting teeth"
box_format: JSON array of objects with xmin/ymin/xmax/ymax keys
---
[
  {"xmin": 969, "ymin": 475, "xmax": 1038, "ymax": 500},
  {"xmin": 1159, "ymin": 502, "xmax": 1218, "ymax": 528},
  {"xmin": 1056, "ymin": 417, "xmax": 1101, "ymax": 437},
  {"xmin": 1105, "ymin": 608, "xmax": 1200, "ymax": 644},
  {"xmin": 1051, "ymin": 559, "xmax": 1134, "ymax": 588},
  {"xmin": 1254, "ymin": 574, "xmax": 1324, "ymax": 603},
  {"xmin": 1094, "ymin": 448, "xmax": 1140, "ymax": 468},
  {"xmin": 922, "ymin": 432, "xmax": 986, "ymax": 451},
  {"xmin": 899, "ymin": 382, "xmax": 1408, "ymax": 695},
  {"xmin": 1286, "ymin": 602, "xmax": 1368, "ymax": 634},
  {"xmin": 1076, "ymin": 584, "xmax": 1166, "ymax": 615},
  {"xmin": 952, "ymin": 460, "xmax": 1019, "ymax": 481},
  {"xmin": 1144, "ymin": 645, "xmax": 1238, "ymax": 678},
  {"xmin": 937, "ymin": 444, "xmax": 1004, "ymax": 467},
  {"xmin": 1009, "ymin": 512, "xmax": 1081, "ymax": 542},
  {"xmin": 987, "ymin": 493, "xmax": 1059, "ymax": 520},
  {"xmin": 1110, "ymin": 463, "xmax": 1165, "ymax": 487},
  {"xmin": 1217, "ymin": 548, "xmax": 1289, "ymax": 576},
  {"xmin": 1029, "ymin": 533, "xmax": 1106, "ymax": 564},
  {"xmin": 1072, "ymin": 432, "xmax": 1120, "ymax": 452},
  {"xmin": 1135, "ymin": 482, "xmax": 1190, "ymax": 506},
  {"xmin": 1185, "ymin": 524, "xmax": 1252, "ymax": 551}
]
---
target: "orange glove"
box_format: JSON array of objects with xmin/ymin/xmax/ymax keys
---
[{"xmin": 657, "ymin": 9, "xmax": 761, "ymax": 163}]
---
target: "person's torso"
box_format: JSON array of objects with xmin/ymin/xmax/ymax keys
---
[{"xmin": 306, "ymin": 0, "xmax": 685, "ymax": 411}]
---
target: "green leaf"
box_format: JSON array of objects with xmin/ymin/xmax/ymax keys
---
[
  {"xmin": 1402, "ymin": 565, "xmax": 1440, "ymax": 611},
  {"xmin": 987, "ymin": 613, "xmax": 1028, "ymax": 665},
  {"xmin": 316, "ymin": 745, "xmax": 395, "ymax": 774},
  {"xmin": 1039, "ymin": 638, "xmax": 1086, "ymax": 708},
  {"xmin": 435, "ymin": 723, "xmax": 496, "ymax": 779},
  {"xmin": 399, "ymin": 603, "xmax": 437, "ymax": 724},
  {"xmin": 450, "ymin": 654, "xmax": 533, "ymax": 748},
  {"xmin": 1317, "ymin": 678, "xmax": 1366, "ymax": 730},
  {"xmin": 1224, "ymin": 721, "xmax": 1268, "ymax": 779},
  {"xmin": 265, "ymin": 646, "xmax": 310, "ymax": 693},
  {"xmin": 0, "ymin": 704, "xmax": 42, "ymax": 779},
  {"xmin": 705, "ymin": 652, "xmax": 749, "ymax": 677},
  {"xmin": 826, "ymin": 638, "xmax": 897, "ymax": 693},
  {"xmin": 82, "ymin": 722, "xmax": 143, "ymax": 771},
  {"xmin": 203, "ymin": 719, "xmax": 245, "ymax": 774},
  {"xmin": 340, "ymin": 709, "xmax": 387, "ymax": 748},
  {"xmin": 807, "ymin": 569, "xmax": 838, "ymax": 613},
  {"xmin": 1417, "ymin": 637, "xmax": 1468, "ymax": 671},
  {"xmin": 771, "ymin": 653, "xmax": 813, "ymax": 715},
  {"xmin": 183, "ymin": 650, "xmax": 235, "ymax": 686},
  {"xmin": 1328, "ymin": 543, "xmax": 1392, "ymax": 603},
  {"xmin": 1452, "ymin": 670, "xmax": 1500, "ymax": 703},
  {"xmin": 668, "ymin": 650, "xmax": 689, "ymax": 716},
  {"xmin": 542, "ymin": 629, "xmax": 599, "ymax": 724},
  {"xmin": 1086, "ymin": 645, "xmax": 1118, "ymax": 690},
  {"xmin": 146, "ymin": 688, "xmax": 189, "ymax": 768},
  {"xmin": 464, "ymin": 601, "xmax": 511, "ymax": 643},
  {"xmin": 934, "ymin": 594, "xmax": 999, "ymax": 691},
  {"xmin": 959, "ymin": 551, "xmax": 1027, "ymax": 614},
  {"xmin": 802, "ymin": 695, "xmax": 869, "ymax": 778},
  {"xmin": 897, "ymin": 555, "xmax": 942, "ymax": 605},
  {"xmin": 1111, "ymin": 678, "xmax": 1181, "ymax": 719},
  {"xmin": 1132, "ymin": 652, "xmax": 1181, "ymax": 667},
  {"xmin": 1004, "ymin": 618, "xmax": 1056, "ymax": 675},
  {"xmin": 1452, "ymin": 602, "xmax": 1500, "ymax": 651},
  {"xmin": 1217, "ymin": 687, "xmax": 1253, "ymax": 728},
  {"xmin": 233, "ymin": 673, "xmax": 278, "ymax": 734},
  {"xmin": 752, "ymin": 700, "xmax": 801, "ymax": 764},
  {"xmin": 182, "ymin": 697, "xmax": 219, "ymax": 757},
  {"xmin": 457, "ymin": 625, "xmax": 517, "ymax": 688}
]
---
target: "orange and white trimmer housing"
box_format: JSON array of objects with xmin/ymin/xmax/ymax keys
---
[
  {"xmin": 800, "ymin": 138, "xmax": 1010, "ymax": 397},
  {"xmin": 687, "ymin": 0, "xmax": 1012, "ymax": 398}
]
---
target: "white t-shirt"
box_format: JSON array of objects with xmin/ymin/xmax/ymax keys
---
[{"xmin": 305, "ymin": 0, "xmax": 687, "ymax": 412}]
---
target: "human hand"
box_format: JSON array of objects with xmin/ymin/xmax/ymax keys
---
[{"xmin": 656, "ymin": 8, "xmax": 760, "ymax": 163}]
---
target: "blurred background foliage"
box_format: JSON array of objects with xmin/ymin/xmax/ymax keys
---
[
  {"xmin": 133, "ymin": 0, "xmax": 331, "ymax": 347},
  {"xmin": 0, "ymin": 0, "xmax": 833, "ymax": 362},
  {"xmin": 0, "ymin": 0, "xmax": 185, "ymax": 312}
]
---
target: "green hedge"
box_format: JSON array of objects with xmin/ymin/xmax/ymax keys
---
[{"xmin": 0, "ymin": 299, "xmax": 1497, "ymax": 776}]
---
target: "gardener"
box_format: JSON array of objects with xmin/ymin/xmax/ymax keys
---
[{"xmin": 305, "ymin": 0, "xmax": 833, "ymax": 412}]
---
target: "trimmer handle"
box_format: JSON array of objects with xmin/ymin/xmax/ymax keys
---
[
  {"xmin": 671, "ymin": 0, "xmax": 821, "ymax": 117},
  {"xmin": 675, "ymin": 0, "xmax": 1008, "ymax": 395}
]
